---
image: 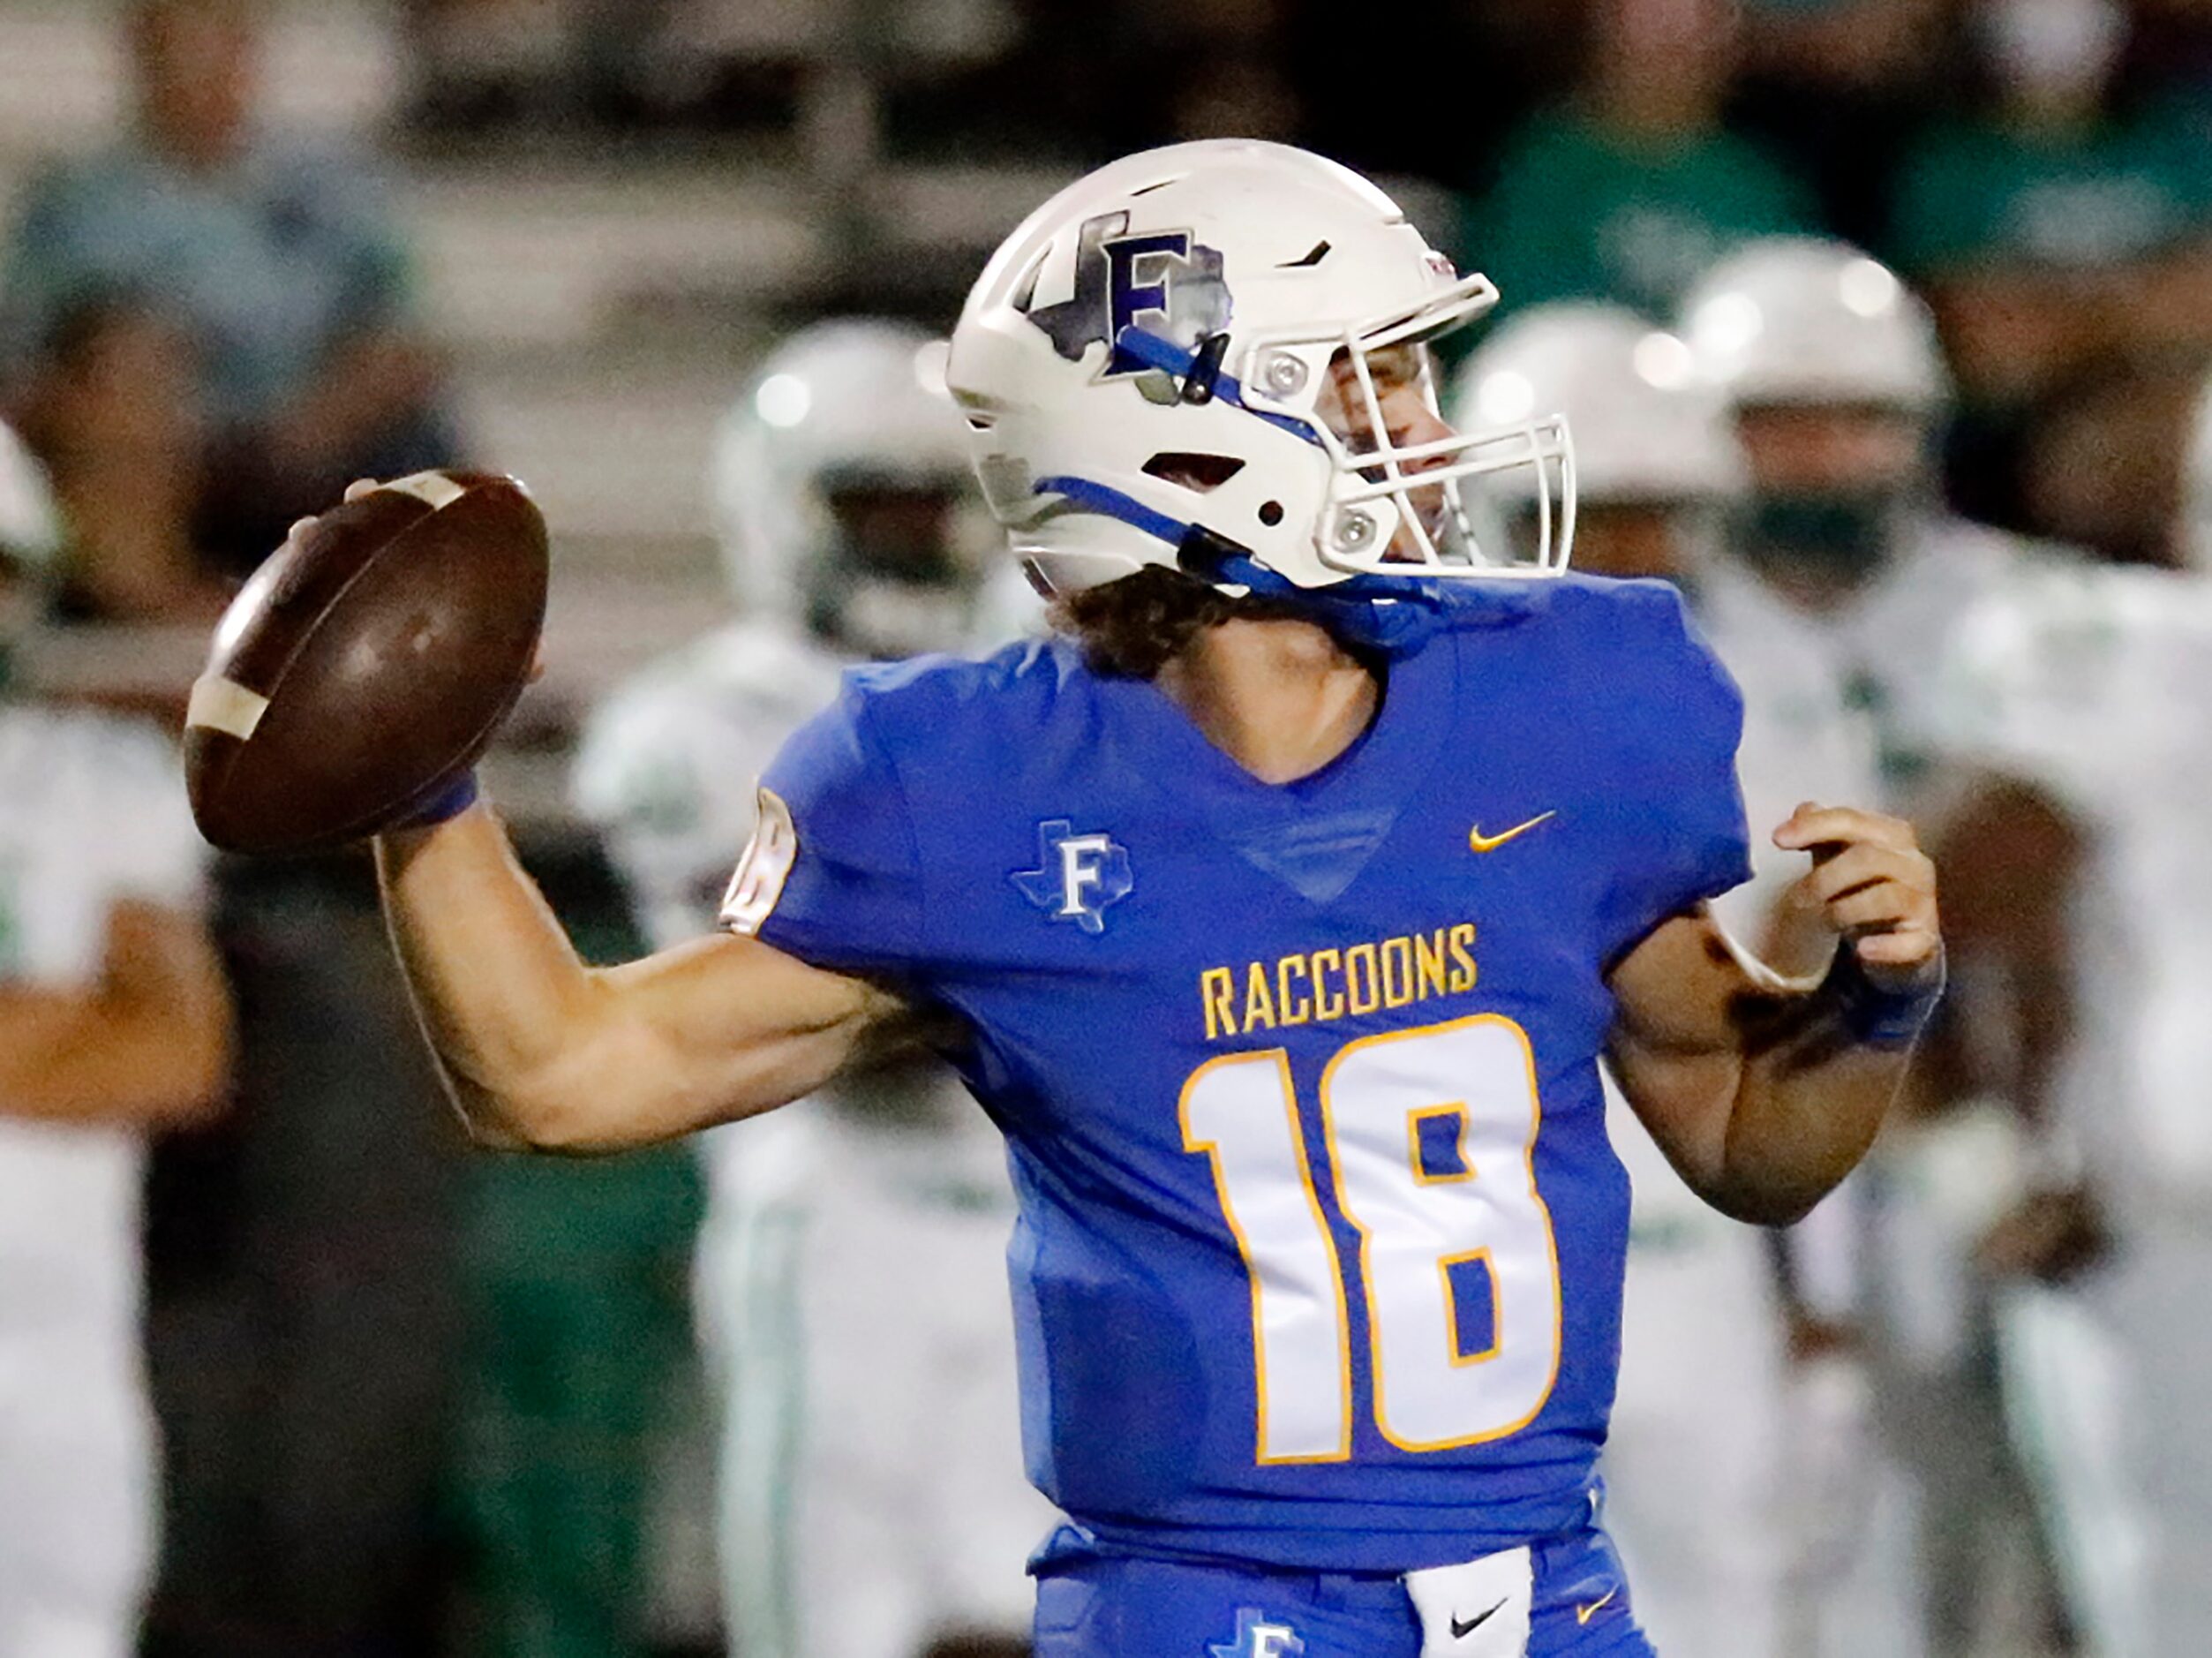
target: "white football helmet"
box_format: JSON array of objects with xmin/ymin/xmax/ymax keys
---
[
  {"xmin": 2185, "ymin": 366, "xmax": 2212, "ymax": 574},
  {"xmin": 0, "ymin": 418, "xmax": 61, "ymax": 578},
  {"xmin": 1681, "ymin": 238, "xmax": 1947, "ymax": 416},
  {"xmin": 1450, "ymin": 304, "xmax": 1744, "ymax": 509},
  {"xmin": 711, "ymin": 318, "xmax": 991, "ymax": 658},
  {"xmin": 945, "ymin": 139, "xmax": 1574, "ymax": 599}
]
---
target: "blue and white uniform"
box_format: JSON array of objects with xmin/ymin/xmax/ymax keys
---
[{"xmin": 726, "ymin": 577, "xmax": 1750, "ymax": 1654}]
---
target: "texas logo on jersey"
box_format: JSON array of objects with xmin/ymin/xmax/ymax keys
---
[{"xmin": 1011, "ymin": 818, "xmax": 1134, "ymax": 934}]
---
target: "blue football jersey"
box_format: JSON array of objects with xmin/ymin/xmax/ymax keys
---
[{"xmin": 729, "ymin": 574, "xmax": 1750, "ymax": 1572}]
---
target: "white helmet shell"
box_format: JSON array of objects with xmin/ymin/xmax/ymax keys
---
[
  {"xmin": 1681, "ymin": 237, "xmax": 1948, "ymax": 416},
  {"xmin": 0, "ymin": 418, "xmax": 61, "ymax": 577},
  {"xmin": 1451, "ymin": 303, "xmax": 1744, "ymax": 508},
  {"xmin": 946, "ymin": 139, "xmax": 1573, "ymax": 596},
  {"xmin": 710, "ymin": 317, "xmax": 983, "ymax": 629}
]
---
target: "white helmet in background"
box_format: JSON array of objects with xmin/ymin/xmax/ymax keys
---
[
  {"xmin": 2184, "ymin": 366, "xmax": 2212, "ymax": 573},
  {"xmin": 946, "ymin": 139, "xmax": 1574, "ymax": 601},
  {"xmin": 711, "ymin": 317, "xmax": 990, "ymax": 659},
  {"xmin": 0, "ymin": 418, "xmax": 61, "ymax": 578},
  {"xmin": 1681, "ymin": 237, "xmax": 1947, "ymax": 417},
  {"xmin": 1451, "ymin": 303, "xmax": 1743, "ymax": 509},
  {"xmin": 0, "ymin": 419, "xmax": 60, "ymax": 694}
]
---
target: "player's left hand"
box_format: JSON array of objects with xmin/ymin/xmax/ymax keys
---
[{"xmin": 1773, "ymin": 803, "xmax": 1942, "ymax": 986}]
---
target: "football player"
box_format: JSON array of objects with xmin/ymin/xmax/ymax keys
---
[
  {"xmin": 572, "ymin": 317, "xmax": 1055, "ymax": 1658},
  {"xmin": 1677, "ymin": 236, "xmax": 2059, "ymax": 794},
  {"xmin": 1683, "ymin": 237, "xmax": 2086, "ymax": 1657},
  {"xmin": 1929, "ymin": 365, "xmax": 2212, "ymax": 1658},
  {"xmin": 362, "ymin": 142, "xmax": 1941, "ymax": 1656},
  {"xmin": 1451, "ymin": 304, "xmax": 1886, "ymax": 1658},
  {"xmin": 0, "ymin": 421, "xmax": 231, "ymax": 1658}
]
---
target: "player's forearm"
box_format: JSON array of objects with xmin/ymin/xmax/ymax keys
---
[
  {"xmin": 375, "ymin": 804, "xmax": 882, "ymax": 1152},
  {"xmin": 375, "ymin": 803, "xmax": 617, "ymax": 1148},
  {"xmin": 1713, "ymin": 1004, "xmax": 1918, "ymax": 1225}
]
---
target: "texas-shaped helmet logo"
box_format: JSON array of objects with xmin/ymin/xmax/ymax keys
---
[
  {"xmin": 1026, "ymin": 211, "xmax": 1230, "ymax": 381},
  {"xmin": 1012, "ymin": 819, "xmax": 1133, "ymax": 935}
]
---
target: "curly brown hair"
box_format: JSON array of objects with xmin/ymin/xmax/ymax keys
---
[{"xmin": 1049, "ymin": 565, "xmax": 1334, "ymax": 679}]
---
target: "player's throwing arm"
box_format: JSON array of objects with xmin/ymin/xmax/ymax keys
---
[{"xmin": 184, "ymin": 475, "xmax": 907, "ymax": 1152}]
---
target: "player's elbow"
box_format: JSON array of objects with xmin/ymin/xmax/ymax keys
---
[
  {"xmin": 446, "ymin": 1072, "xmax": 635, "ymax": 1156},
  {"xmin": 439, "ymin": 1034, "xmax": 703, "ymax": 1156},
  {"xmin": 1699, "ymin": 1179, "xmax": 1829, "ymax": 1229}
]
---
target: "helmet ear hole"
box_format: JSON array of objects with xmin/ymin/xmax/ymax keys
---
[
  {"xmin": 1258, "ymin": 501, "xmax": 1284, "ymax": 526},
  {"xmin": 1140, "ymin": 452, "xmax": 1246, "ymax": 493}
]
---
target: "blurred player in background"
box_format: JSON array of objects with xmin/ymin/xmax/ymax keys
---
[
  {"xmin": 1683, "ymin": 236, "xmax": 2074, "ymax": 1656},
  {"xmin": 1930, "ymin": 366, "xmax": 2212, "ymax": 1658},
  {"xmin": 574, "ymin": 318, "xmax": 1054, "ymax": 1658},
  {"xmin": 0, "ymin": 425, "xmax": 231, "ymax": 1657},
  {"xmin": 1678, "ymin": 236, "xmax": 2051, "ymax": 793},
  {"xmin": 1453, "ymin": 304, "xmax": 1884, "ymax": 1658},
  {"xmin": 367, "ymin": 140, "xmax": 1943, "ymax": 1657}
]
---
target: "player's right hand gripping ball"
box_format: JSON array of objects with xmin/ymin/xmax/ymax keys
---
[{"xmin": 184, "ymin": 470, "xmax": 548, "ymax": 854}]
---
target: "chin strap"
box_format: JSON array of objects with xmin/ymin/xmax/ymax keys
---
[{"xmin": 1032, "ymin": 471, "xmax": 1452, "ymax": 658}]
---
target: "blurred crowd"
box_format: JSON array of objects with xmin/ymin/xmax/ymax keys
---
[{"xmin": 0, "ymin": 0, "xmax": 2208, "ymax": 1655}]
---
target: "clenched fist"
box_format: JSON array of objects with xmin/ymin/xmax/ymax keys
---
[{"xmin": 1773, "ymin": 803, "xmax": 1943, "ymax": 985}]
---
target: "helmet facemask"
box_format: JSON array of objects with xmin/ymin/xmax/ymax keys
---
[{"xmin": 1226, "ymin": 277, "xmax": 1576, "ymax": 584}]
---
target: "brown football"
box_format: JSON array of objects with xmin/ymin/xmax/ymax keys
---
[{"xmin": 184, "ymin": 470, "xmax": 548, "ymax": 855}]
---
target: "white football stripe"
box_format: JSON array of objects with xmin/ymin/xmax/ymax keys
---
[
  {"xmin": 383, "ymin": 471, "xmax": 467, "ymax": 510},
  {"xmin": 185, "ymin": 675, "xmax": 271, "ymax": 740}
]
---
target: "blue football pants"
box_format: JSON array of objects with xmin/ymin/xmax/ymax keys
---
[{"xmin": 1030, "ymin": 1524, "xmax": 1657, "ymax": 1657}]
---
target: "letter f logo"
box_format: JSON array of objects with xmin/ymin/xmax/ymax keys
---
[{"xmin": 1012, "ymin": 819, "xmax": 1133, "ymax": 934}]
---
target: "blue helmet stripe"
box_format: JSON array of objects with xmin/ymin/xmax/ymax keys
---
[
  {"xmin": 1110, "ymin": 327, "xmax": 1327, "ymax": 448},
  {"xmin": 1034, "ymin": 474, "xmax": 1193, "ymax": 546}
]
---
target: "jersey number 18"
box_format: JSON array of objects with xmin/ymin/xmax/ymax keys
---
[{"xmin": 1180, "ymin": 1014, "xmax": 1563, "ymax": 1461}]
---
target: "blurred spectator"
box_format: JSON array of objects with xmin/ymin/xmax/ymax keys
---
[
  {"xmin": 1139, "ymin": 0, "xmax": 1302, "ymax": 145},
  {"xmin": 1464, "ymin": 0, "xmax": 1819, "ymax": 319},
  {"xmin": 2118, "ymin": 0, "xmax": 2212, "ymax": 122},
  {"xmin": 1887, "ymin": 0, "xmax": 2212, "ymax": 526},
  {"xmin": 1294, "ymin": 0, "xmax": 1562, "ymax": 185},
  {"xmin": 1730, "ymin": 0, "xmax": 1961, "ymax": 247},
  {"xmin": 0, "ymin": 0, "xmax": 457, "ymax": 597},
  {"xmin": 2016, "ymin": 352, "xmax": 2209, "ymax": 565},
  {"xmin": 0, "ymin": 429, "xmax": 231, "ymax": 1657}
]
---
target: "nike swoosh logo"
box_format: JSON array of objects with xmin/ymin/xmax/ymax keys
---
[
  {"xmin": 1468, "ymin": 811, "xmax": 1555, "ymax": 854},
  {"xmin": 1450, "ymin": 1599, "xmax": 1506, "ymax": 1639},
  {"xmin": 1576, "ymin": 1588, "xmax": 1619, "ymax": 1625}
]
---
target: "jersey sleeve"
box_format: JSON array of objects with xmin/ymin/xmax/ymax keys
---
[
  {"xmin": 1591, "ymin": 585, "xmax": 1754, "ymax": 953},
  {"xmin": 719, "ymin": 677, "xmax": 929, "ymax": 978}
]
